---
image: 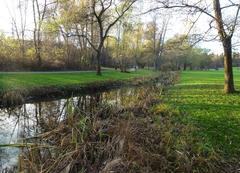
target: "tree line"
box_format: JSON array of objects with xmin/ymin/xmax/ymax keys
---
[
  {"xmin": 1, "ymin": 0, "xmax": 240, "ymax": 93},
  {"xmin": 0, "ymin": 1, "xmax": 221, "ymax": 71}
]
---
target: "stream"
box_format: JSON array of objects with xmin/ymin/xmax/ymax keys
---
[{"xmin": 0, "ymin": 82, "xmax": 163, "ymax": 173}]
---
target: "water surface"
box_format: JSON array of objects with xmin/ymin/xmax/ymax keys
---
[{"xmin": 0, "ymin": 83, "xmax": 161, "ymax": 172}]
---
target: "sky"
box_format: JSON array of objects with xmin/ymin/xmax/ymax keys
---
[
  {"xmin": 1, "ymin": 0, "xmax": 33, "ymax": 37},
  {"xmin": 0, "ymin": 1, "xmax": 14, "ymax": 34},
  {"xmin": 0, "ymin": 0, "xmax": 237, "ymax": 55}
]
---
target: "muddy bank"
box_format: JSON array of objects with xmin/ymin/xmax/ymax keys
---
[{"xmin": 0, "ymin": 73, "xmax": 166, "ymax": 108}]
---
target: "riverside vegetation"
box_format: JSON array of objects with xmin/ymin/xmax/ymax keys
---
[
  {"xmin": 0, "ymin": 72, "xmax": 179, "ymax": 173},
  {"xmin": 1, "ymin": 70, "xmax": 240, "ymax": 173}
]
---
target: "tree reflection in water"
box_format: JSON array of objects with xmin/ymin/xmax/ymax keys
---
[{"xmin": 0, "ymin": 83, "xmax": 163, "ymax": 172}]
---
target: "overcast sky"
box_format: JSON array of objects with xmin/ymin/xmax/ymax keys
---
[{"xmin": 1, "ymin": 0, "xmax": 238, "ymax": 55}]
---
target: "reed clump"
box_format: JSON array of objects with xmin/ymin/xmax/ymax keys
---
[{"xmin": 2, "ymin": 91, "xmax": 24, "ymax": 107}]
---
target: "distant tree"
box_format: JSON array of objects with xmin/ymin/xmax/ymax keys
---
[
  {"xmin": 163, "ymin": 35, "xmax": 192, "ymax": 70},
  {"xmin": 11, "ymin": 0, "xmax": 28, "ymax": 62},
  {"xmin": 157, "ymin": 0, "xmax": 240, "ymax": 93},
  {"xmin": 147, "ymin": 16, "xmax": 169, "ymax": 71},
  {"xmin": 67, "ymin": 0, "xmax": 138, "ymax": 75},
  {"xmin": 162, "ymin": 34, "xmax": 214, "ymax": 71},
  {"xmin": 32, "ymin": 0, "xmax": 48, "ymax": 67}
]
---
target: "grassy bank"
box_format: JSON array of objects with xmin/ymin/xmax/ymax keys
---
[
  {"xmin": 0, "ymin": 69, "xmax": 156, "ymax": 92},
  {"xmin": 158, "ymin": 69, "xmax": 240, "ymax": 172},
  {"xmin": 0, "ymin": 69, "xmax": 159, "ymax": 107}
]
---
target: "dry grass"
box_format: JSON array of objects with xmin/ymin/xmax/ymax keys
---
[
  {"xmin": 18, "ymin": 72, "xmax": 223, "ymax": 173},
  {"xmin": 5, "ymin": 71, "xmax": 239, "ymax": 172}
]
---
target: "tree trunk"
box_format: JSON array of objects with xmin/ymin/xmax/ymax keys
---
[
  {"xmin": 36, "ymin": 51, "xmax": 42, "ymax": 68},
  {"xmin": 183, "ymin": 63, "xmax": 187, "ymax": 71},
  {"xmin": 213, "ymin": 0, "xmax": 235, "ymax": 93},
  {"xmin": 223, "ymin": 38, "xmax": 235, "ymax": 93},
  {"xmin": 155, "ymin": 56, "xmax": 161, "ymax": 71},
  {"xmin": 96, "ymin": 51, "xmax": 102, "ymax": 75}
]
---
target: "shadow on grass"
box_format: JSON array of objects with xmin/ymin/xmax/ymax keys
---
[
  {"xmin": 167, "ymin": 83, "xmax": 240, "ymax": 158},
  {"xmin": 170, "ymin": 103, "xmax": 240, "ymax": 111},
  {"xmin": 190, "ymin": 112, "xmax": 240, "ymax": 158}
]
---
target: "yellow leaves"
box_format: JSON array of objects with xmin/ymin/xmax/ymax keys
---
[
  {"xmin": 58, "ymin": 0, "xmax": 89, "ymax": 25},
  {"xmin": 42, "ymin": 21, "xmax": 59, "ymax": 33},
  {"xmin": 26, "ymin": 48, "xmax": 36, "ymax": 60}
]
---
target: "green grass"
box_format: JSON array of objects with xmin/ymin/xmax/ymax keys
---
[
  {"xmin": 163, "ymin": 69, "xmax": 240, "ymax": 160},
  {"xmin": 0, "ymin": 69, "xmax": 156, "ymax": 93}
]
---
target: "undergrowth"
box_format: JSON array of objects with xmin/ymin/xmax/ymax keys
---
[{"xmin": 16, "ymin": 72, "xmax": 178, "ymax": 173}]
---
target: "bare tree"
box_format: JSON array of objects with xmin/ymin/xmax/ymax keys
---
[
  {"xmin": 213, "ymin": 0, "xmax": 239, "ymax": 93},
  {"xmin": 156, "ymin": 0, "xmax": 240, "ymax": 93},
  {"xmin": 9, "ymin": 0, "xmax": 28, "ymax": 62},
  {"xmin": 68, "ymin": 0, "xmax": 137, "ymax": 75},
  {"xmin": 92, "ymin": 0, "xmax": 138, "ymax": 75},
  {"xmin": 32, "ymin": 0, "xmax": 48, "ymax": 67},
  {"xmin": 154, "ymin": 15, "xmax": 169, "ymax": 70}
]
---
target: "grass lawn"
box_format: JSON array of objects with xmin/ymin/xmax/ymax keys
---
[
  {"xmin": 0, "ymin": 69, "xmax": 156, "ymax": 93},
  {"xmin": 162, "ymin": 69, "xmax": 240, "ymax": 163}
]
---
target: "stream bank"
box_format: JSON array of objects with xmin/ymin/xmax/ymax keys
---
[
  {"xmin": 0, "ymin": 72, "xmax": 160, "ymax": 108},
  {"xmin": 0, "ymin": 72, "xmax": 179, "ymax": 173}
]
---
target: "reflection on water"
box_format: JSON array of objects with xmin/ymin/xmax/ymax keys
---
[{"xmin": 0, "ymin": 84, "xmax": 161, "ymax": 172}]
